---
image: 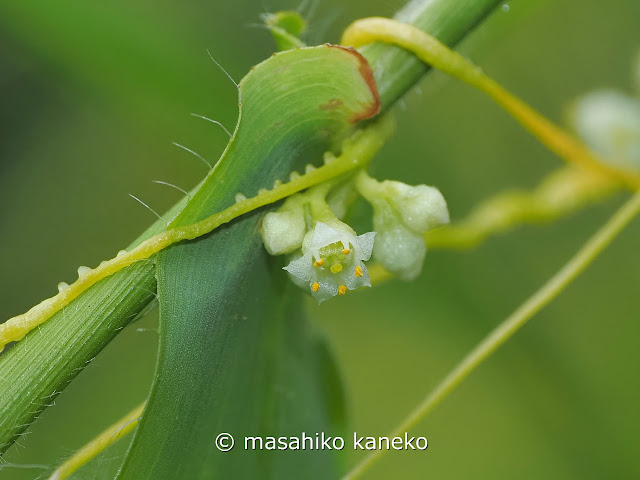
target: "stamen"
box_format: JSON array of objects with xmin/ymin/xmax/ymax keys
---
[
  {"xmin": 355, "ymin": 265, "xmax": 363, "ymax": 277},
  {"xmin": 312, "ymin": 282, "xmax": 320, "ymax": 292},
  {"xmin": 338, "ymin": 285, "xmax": 347, "ymax": 295},
  {"xmin": 314, "ymin": 258, "xmax": 324, "ymax": 267},
  {"xmin": 342, "ymin": 248, "xmax": 351, "ymax": 254}
]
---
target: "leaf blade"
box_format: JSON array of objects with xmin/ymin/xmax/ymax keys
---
[{"xmin": 117, "ymin": 45, "xmax": 379, "ymax": 479}]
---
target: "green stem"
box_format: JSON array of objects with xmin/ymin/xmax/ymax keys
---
[{"xmin": 344, "ymin": 190, "xmax": 640, "ymax": 480}]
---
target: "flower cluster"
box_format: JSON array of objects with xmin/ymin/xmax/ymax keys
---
[{"xmin": 260, "ymin": 170, "xmax": 449, "ymax": 302}]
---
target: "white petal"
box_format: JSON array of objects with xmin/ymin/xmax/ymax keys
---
[
  {"xmin": 283, "ymin": 252, "xmax": 313, "ymax": 282},
  {"xmin": 392, "ymin": 184, "xmax": 450, "ymax": 232},
  {"xmin": 373, "ymin": 224, "xmax": 426, "ymax": 281},
  {"xmin": 355, "ymin": 232, "xmax": 376, "ymax": 260}
]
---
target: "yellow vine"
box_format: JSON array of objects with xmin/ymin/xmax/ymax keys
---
[
  {"xmin": 341, "ymin": 17, "xmax": 640, "ymax": 190},
  {"xmin": 0, "ymin": 116, "xmax": 395, "ymax": 352},
  {"xmin": 48, "ymin": 404, "xmax": 144, "ymax": 480},
  {"xmin": 426, "ymin": 166, "xmax": 619, "ymax": 250}
]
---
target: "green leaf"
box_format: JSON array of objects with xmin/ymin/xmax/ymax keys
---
[{"xmin": 117, "ymin": 45, "xmax": 378, "ymax": 479}]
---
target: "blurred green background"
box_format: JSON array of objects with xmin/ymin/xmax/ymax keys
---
[{"xmin": 1, "ymin": 0, "xmax": 639, "ymax": 478}]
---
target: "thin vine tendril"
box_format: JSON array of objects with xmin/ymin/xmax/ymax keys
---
[{"xmin": 344, "ymin": 189, "xmax": 640, "ymax": 480}]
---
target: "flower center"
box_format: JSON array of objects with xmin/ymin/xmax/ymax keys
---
[{"xmin": 314, "ymin": 241, "xmax": 352, "ymax": 273}]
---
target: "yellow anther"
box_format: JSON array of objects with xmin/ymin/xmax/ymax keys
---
[
  {"xmin": 338, "ymin": 285, "xmax": 347, "ymax": 295},
  {"xmin": 355, "ymin": 265, "xmax": 363, "ymax": 277},
  {"xmin": 312, "ymin": 282, "xmax": 320, "ymax": 292},
  {"xmin": 330, "ymin": 263, "xmax": 343, "ymax": 274},
  {"xmin": 314, "ymin": 258, "xmax": 324, "ymax": 267},
  {"xmin": 342, "ymin": 248, "xmax": 351, "ymax": 255}
]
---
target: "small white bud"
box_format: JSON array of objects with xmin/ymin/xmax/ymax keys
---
[
  {"xmin": 383, "ymin": 181, "xmax": 450, "ymax": 232},
  {"xmin": 570, "ymin": 90, "xmax": 640, "ymax": 169},
  {"xmin": 260, "ymin": 208, "xmax": 306, "ymax": 255}
]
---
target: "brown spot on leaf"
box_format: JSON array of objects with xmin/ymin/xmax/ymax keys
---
[
  {"xmin": 320, "ymin": 98, "xmax": 344, "ymax": 110},
  {"xmin": 326, "ymin": 44, "xmax": 381, "ymax": 123}
]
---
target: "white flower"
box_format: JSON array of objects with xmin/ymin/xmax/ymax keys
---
[
  {"xmin": 570, "ymin": 90, "xmax": 640, "ymax": 170},
  {"xmin": 355, "ymin": 172, "xmax": 449, "ymax": 281},
  {"xmin": 283, "ymin": 221, "xmax": 375, "ymax": 303}
]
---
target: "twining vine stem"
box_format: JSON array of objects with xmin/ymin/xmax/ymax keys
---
[
  {"xmin": 344, "ymin": 189, "xmax": 640, "ymax": 480},
  {"xmin": 342, "ymin": 18, "xmax": 640, "ymax": 190},
  {"xmin": 47, "ymin": 405, "xmax": 144, "ymax": 480},
  {"xmin": 0, "ymin": 117, "xmax": 394, "ymax": 352}
]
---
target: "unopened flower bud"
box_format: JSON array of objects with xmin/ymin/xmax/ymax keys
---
[
  {"xmin": 571, "ymin": 90, "xmax": 640, "ymax": 169},
  {"xmin": 260, "ymin": 204, "xmax": 306, "ymax": 255}
]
